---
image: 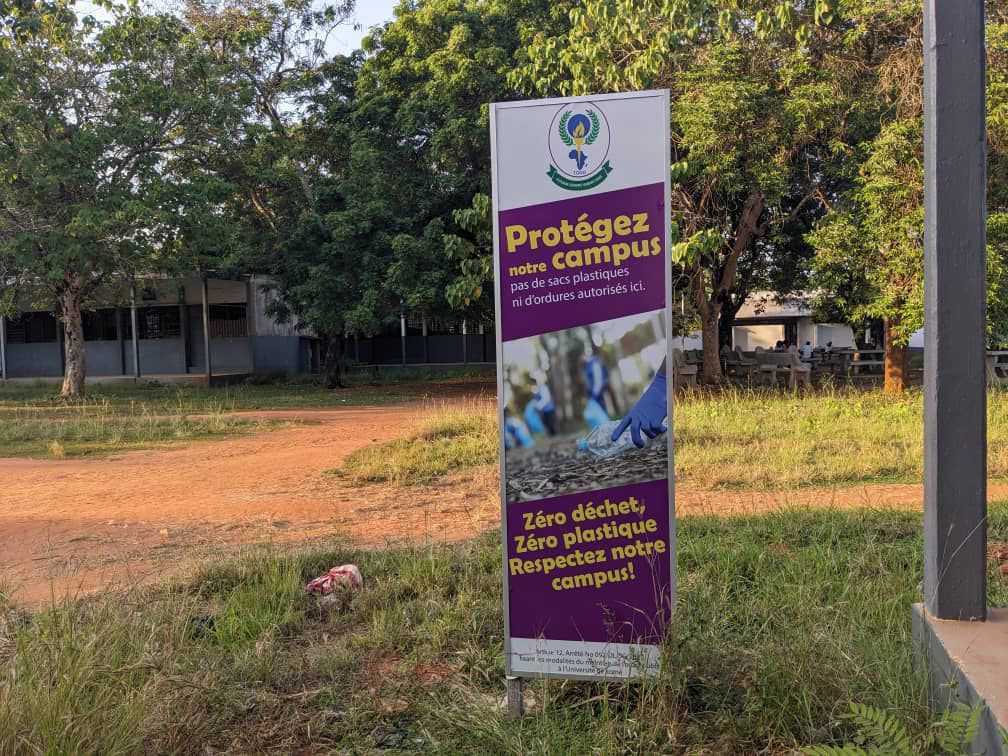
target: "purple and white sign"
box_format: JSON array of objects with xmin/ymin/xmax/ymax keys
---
[{"xmin": 491, "ymin": 91, "xmax": 675, "ymax": 680}]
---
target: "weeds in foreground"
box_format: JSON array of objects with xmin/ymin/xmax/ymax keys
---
[
  {"xmin": 804, "ymin": 701, "xmax": 997, "ymax": 755},
  {"xmin": 6, "ymin": 507, "xmax": 1008, "ymax": 753}
]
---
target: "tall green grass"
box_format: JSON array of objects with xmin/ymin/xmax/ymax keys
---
[
  {"xmin": 342, "ymin": 387, "xmax": 1008, "ymax": 490},
  {"xmin": 673, "ymin": 386, "xmax": 1008, "ymax": 489},
  {"xmin": 338, "ymin": 400, "xmax": 497, "ymax": 485},
  {"xmin": 6, "ymin": 507, "xmax": 1008, "ymax": 753}
]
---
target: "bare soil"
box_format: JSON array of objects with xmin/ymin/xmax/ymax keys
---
[
  {"xmin": 0, "ymin": 402, "xmax": 498, "ymax": 607},
  {"xmin": 4, "ymin": 397, "xmax": 1008, "ymax": 608}
]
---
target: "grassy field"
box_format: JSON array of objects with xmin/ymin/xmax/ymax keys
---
[
  {"xmin": 0, "ymin": 375, "xmax": 491, "ymax": 458},
  {"xmin": 3, "ymin": 506, "xmax": 1007, "ymax": 753},
  {"xmin": 342, "ymin": 387, "xmax": 1008, "ymax": 490},
  {"xmin": 674, "ymin": 387, "xmax": 1008, "ymax": 489},
  {"xmin": 337, "ymin": 400, "xmax": 497, "ymax": 485},
  {"xmin": 0, "ymin": 401, "xmax": 291, "ymax": 458}
]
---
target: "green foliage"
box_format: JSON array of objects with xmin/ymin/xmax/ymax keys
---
[
  {"xmin": 808, "ymin": 1, "xmax": 1008, "ymax": 349},
  {"xmin": 0, "ymin": 2, "xmax": 242, "ymax": 286},
  {"xmin": 344, "ymin": 0, "xmax": 563, "ymax": 325},
  {"xmin": 804, "ymin": 700, "xmax": 984, "ymax": 755},
  {"xmin": 0, "ymin": 1, "xmax": 245, "ymax": 391},
  {"xmin": 808, "ymin": 119, "xmax": 925, "ymax": 346},
  {"xmin": 236, "ymin": 0, "xmax": 565, "ymax": 345},
  {"xmin": 444, "ymin": 192, "xmax": 492, "ymax": 309},
  {"xmin": 515, "ymin": 0, "xmax": 876, "ymax": 376}
]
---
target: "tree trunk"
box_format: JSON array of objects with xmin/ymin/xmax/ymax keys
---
[
  {"xmin": 323, "ymin": 333, "xmax": 345, "ymax": 389},
  {"xmin": 883, "ymin": 316, "xmax": 908, "ymax": 394},
  {"xmin": 696, "ymin": 192, "xmax": 766, "ymax": 382},
  {"xmin": 60, "ymin": 286, "xmax": 86, "ymax": 398},
  {"xmin": 718, "ymin": 292, "xmax": 746, "ymax": 352},
  {"xmin": 700, "ymin": 307, "xmax": 721, "ymax": 383}
]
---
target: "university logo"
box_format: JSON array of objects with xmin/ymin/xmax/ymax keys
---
[{"xmin": 547, "ymin": 102, "xmax": 612, "ymax": 191}]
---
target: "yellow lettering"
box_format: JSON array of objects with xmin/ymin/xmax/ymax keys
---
[{"xmin": 505, "ymin": 224, "xmax": 527, "ymax": 253}]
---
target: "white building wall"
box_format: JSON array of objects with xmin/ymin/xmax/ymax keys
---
[
  {"xmin": 732, "ymin": 324, "xmax": 783, "ymax": 350},
  {"xmin": 797, "ymin": 319, "xmax": 817, "ymax": 347},
  {"xmin": 814, "ymin": 324, "xmax": 856, "ymax": 348}
]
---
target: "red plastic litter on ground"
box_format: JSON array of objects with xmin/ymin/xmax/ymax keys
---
[{"xmin": 306, "ymin": 564, "xmax": 363, "ymax": 594}]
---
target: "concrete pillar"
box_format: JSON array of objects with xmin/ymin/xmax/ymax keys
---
[
  {"xmin": 400, "ymin": 303, "xmax": 406, "ymax": 365},
  {"xmin": 116, "ymin": 308, "xmax": 125, "ymax": 375},
  {"xmin": 201, "ymin": 277, "xmax": 212, "ymax": 383},
  {"xmin": 179, "ymin": 304, "xmax": 190, "ymax": 374},
  {"xmin": 130, "ymin": 294, "xmax": 140, "ymax": 379},
  {"xmin": 0, "ymin": 315, "xmax": 6, "ymax": 382},
  {"xmin": 923, "ymin": 0, "xmax": 987, "ymax": 620},
  {"xmin": 245, "ymin": 277, "xmax": 255, "ymax": 374},
  {"xmin": 57, "ymin": 310, "xmax": 65, "ymax": 377},
  {"xmin": 422, "ymin": 315, "xmax": 429, "ymax": 364}
]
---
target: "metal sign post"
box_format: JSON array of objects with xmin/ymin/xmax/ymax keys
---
[{"xmin": 922, "ymin": 0, "xmax": 987, "ymax": 621}]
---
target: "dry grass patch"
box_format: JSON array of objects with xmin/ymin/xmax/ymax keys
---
[{"xmin": 337, "ymin": 399, "xmax": 497, "ymax": 485}]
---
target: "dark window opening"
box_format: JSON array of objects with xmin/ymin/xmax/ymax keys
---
[
  {"xmin": 83, "ymin": 309, "xmax": 118, "ymax": 341},
  {"xmin": 122, "ymin": 307, "xmax": 181, "ymax": 340},
  {"xmin": 209, "ymin": 304, "xmax": 247, "ymax": 337},
  {"xmin": 5, "ymin": 312, "xmax": 58, "ymax": 343}
]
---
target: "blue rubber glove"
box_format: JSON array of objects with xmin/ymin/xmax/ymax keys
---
[{"xmin": 611, "ymin": 372, "xmax": 668, "ymax": 448}]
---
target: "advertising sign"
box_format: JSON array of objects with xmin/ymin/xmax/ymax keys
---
[{"xmin": 491, "ymin": 91, "xmax": 674, "ymax": 680}]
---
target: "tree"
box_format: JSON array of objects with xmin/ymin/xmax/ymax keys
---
[
  {"xmin": 0, "ymin": 1, "xmax": 236, "ymax": 396},
  {"xmin": 351, "ymin": 0, "xmax": 565, "ymax": 327},
  {"xmin": 808, "ymin": 121, "xmax": 923, "ymax": 393},
  {"xmin": 515, "ymin": 0, "xmax": 874, "ymax": 381},
  {"xmin": 808, "ymin": 0, "xmax": 1008, "ymax": 393},
  {"xmin": 232, "ymin": 0, "xmax": 564, "ymax": 386}
]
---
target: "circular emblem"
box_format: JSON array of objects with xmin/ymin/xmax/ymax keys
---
[{"xmin": 547, "ymin": 102, "xmax": 612, "ymax": 191}]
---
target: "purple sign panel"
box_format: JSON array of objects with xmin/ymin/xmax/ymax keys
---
[
  {"xmin": 497, "ymin": 183, "xmax": 666, "ymax": 341},
  {"xmin": 506, "ymin": 479, "xmax": 673, "ymax": 644},
  {"xmin": 492, "ymin": 91, "xmax": 673, "ymax": 680}
]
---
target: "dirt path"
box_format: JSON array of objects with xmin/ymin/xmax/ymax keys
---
[
  {"xmin": 3, "ymin": 402, "xmax": 1007, "ymax": 608},
  {"xmin": 0, "ymin": 402, "xmax": 499, "ymax": 607}
]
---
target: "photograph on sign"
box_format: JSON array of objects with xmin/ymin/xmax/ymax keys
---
[
  {"xmin": 492, "ymin": 90, "xmax": 674, "ymax": 681},
  {"xmin": 502, "ymin": 310, "xmax": 669, "ymax": 504}
]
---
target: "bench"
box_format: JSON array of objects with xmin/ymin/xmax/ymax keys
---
[{"xmin": 850, "ymin": 360, "xmax": 884, "ymax": 377}]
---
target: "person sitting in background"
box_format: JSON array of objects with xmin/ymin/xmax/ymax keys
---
[
  {"xmin": 774, "ymin": 340, "xmax": 785, "ymax": 352},
  {"xmin": 801, "ymin": 341, "xmax": 813, "ymax": 360}
]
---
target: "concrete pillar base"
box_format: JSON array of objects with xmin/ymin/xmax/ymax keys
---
[{"xmin": 912, "ymin": 603, "xmax": 1008, "ymax": 754}]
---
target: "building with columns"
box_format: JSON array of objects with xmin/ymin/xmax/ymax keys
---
[{"xmin": 0, "ymin": 274, "xmax": 320, "ymax": 383}]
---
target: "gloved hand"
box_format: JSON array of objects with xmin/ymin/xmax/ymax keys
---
[{"xmin": 611, "ymin": 372, "xmax": 667, "ymax": 448}]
